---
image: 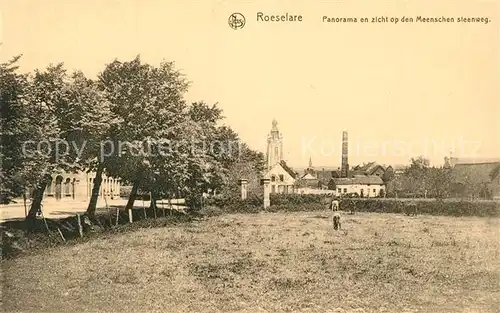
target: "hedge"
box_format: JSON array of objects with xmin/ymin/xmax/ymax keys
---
[
  {"xmin": 202, "ymin": 194, "xmax": 500, "ymax": 218},
  {"xmin": 339, "ymin": 199, "xmax": 500, "ymax": 217},
  {"xmin": 270, "ymin": 193, "xmax": 331, "ymax": 206}
]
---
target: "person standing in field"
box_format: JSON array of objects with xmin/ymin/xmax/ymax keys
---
[{"xmin": 330, "ymin": 197, "xmax": 341, "ymax": 230}]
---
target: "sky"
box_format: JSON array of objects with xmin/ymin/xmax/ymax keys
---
[{"xmin": 1, "ymin": 0, "xmax": 499, "ymax": 168}]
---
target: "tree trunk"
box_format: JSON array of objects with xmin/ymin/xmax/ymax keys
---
[
  {"xmin": 125, "ymin": 180, "xmax": 140, "ymax": 212},
  {"xmin": 26, "ymin": 176, "xmax": 51, "ymax": 220},
  {"xmin": 86, "ymin": 162, "xmax": 105, "ymax": 218},
  {"xmin": 23, "ymin": 191, "xmax": 28, "ymax": 217},
  {"xmin": 149, "ymin": 190, "xmax": 157, "ymax": 219}
]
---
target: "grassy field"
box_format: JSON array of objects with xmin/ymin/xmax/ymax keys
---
[{"xmin": 3, "ymin": 211, "xmax": 500, "ymax": 313}]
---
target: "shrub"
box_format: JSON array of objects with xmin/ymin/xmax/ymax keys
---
[
  {"xmin": 204, "ymin": 193, "xmax": 263, "ymax": 208},
  {"xmin": 199, "ymin": 205, "xmax": 224, "ymax": 217},
  {"xmin": 270, "ymin": 193, "xmax": 331, "ymax": 206},
  {"xmin": 265, "ymin": 203, "xmax": 326, "ymax": 213},
  {"xmin": 203, "ymin": 194, "xmax": 330, "ymax": 214},
  {"xmin": 120, "ymin": 186, "xmax": 132, "ymax": 198}
]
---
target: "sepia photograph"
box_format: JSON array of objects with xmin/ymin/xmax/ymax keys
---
[{"xmin": 1, "ymin": 1, "xmax": 499, "ymax": 312}]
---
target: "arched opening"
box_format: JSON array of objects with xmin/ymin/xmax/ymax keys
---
[
  {"xmin": 55, "ymin": 175, "xmax": 63, "ymax": 200},
  {"xmin": 64, "ymin": 178, "xmax": 71, "ymax": 196},
  {"xmin": 110, "ymin": 179, "xmax": 115, "ymax": 200}
]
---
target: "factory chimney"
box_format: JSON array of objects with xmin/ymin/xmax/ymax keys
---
[{"xmin": 341, "ymin": 130, "xmax": 349, "ymax": 178}]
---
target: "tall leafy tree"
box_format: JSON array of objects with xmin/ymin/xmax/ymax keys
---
[
  {"xmin": 220, "ymin": 142, "xmax": 265, "ymax": 198},
  {"xmin": 0, "ymin": 55, "xmax": 33, "ymax": 203},
  {"xmin": 97, "ymin": 56, "xmax": 192, "ymax": 212},
  {"xmin": 426, "ymin": 166, "xmax": 451, "ymax": 198},
  {"xmin": 403, "ymin": 156, "xmax": 431, "ymax": 197},
  {"xmin": 59, "ymin": 71, "xmax": 116, "ymax": 218},
  {"xmin": 21, "ymin": 64, "xmax": 72, "ymax": 219}
]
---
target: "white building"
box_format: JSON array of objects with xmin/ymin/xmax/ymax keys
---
[
  {"xmin": 329, "ymin": 175, "xmax": 385, "ymax": 198},
  {"xmin": 33, "ymin": 170, "xmax": 121, "ymax": 202},
  {"xmin": 264, "ymin": 161, "xmax": 297, "ymax": 194}
]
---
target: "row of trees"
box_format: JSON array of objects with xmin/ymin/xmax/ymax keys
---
[
  {"xmin": 386, "ymin": 156, "xmax": 453, "ymax": 198},
  {"xmin": 1, "ymin": 55, "xmax": 265, "ymax": 221}
]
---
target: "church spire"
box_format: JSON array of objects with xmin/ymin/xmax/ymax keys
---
[
  {"xmin": 272, "ymin": 118, "xmax": 278, "ymax": 131},
  {"xmin": 266, "ymin": 119, "xmax": 284, "ymax": 170},
  {"xmin": 309, "ymin": 157, "xmax": 313, "ymax": 168}
]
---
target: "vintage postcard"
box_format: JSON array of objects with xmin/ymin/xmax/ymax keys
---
[{"xmin": 1, "ymin": 1, "xmax": 499, "ymax": 312}]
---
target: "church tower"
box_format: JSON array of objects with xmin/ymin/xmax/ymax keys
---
[{"xmin": 266, "ymin": 119, "xmax": 283, "ymax": 170}]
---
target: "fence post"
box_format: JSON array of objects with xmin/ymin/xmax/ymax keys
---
[{"xmin": 260, "ymin": 178, "xmax": 271, "ymax": 209}]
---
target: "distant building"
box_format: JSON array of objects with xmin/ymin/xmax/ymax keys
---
[
  {"xmin": 262, "ymin": 125, "xmax": 398, "ymax": 196},
  {"xmin": 29, "ymin": 170, "xmax": 121, "ymax": 202},
  {"xmin": 446, "ymin": 157, "xmax": 500, "ymax": 199},
  {"xmin": 298, "ymin": 157, "xmax": 321, "ymax": 188},
  {"xmin": 265, "ymin": 160, "xmax": 297, "ymax": 194},
  {"xmin": 351, "ymin": 162, "xmax": 387, "ymax": 177},
  {"xmin": 328, "ymin": 175, "xmax": 386, "ymax": 198}
]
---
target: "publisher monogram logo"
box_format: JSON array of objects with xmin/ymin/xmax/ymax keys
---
[{"xmin": 228, "ymin": 13, "xmax": 245, "ymax": 30}]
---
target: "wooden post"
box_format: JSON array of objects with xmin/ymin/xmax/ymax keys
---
[
  {"xmin": 23, "ymin": 192, "xmax": 28, "ymax": 218},
  {"xmin": 153, "ymin": 196, "xmax": 157, "ymax": 219},
  {"xmin": 104, "ymin": 193, "xmax": 112, "ymax": 227},
  {"xmin": 128, "ymin": 208, "xmax": 133, "ymax": 223},
  {"xmin": 77, "ymin": 214, "xmax": 83, "ymax": 238},
  {"xmin": 41, "ymin": 208, "xmax": 50, "ymax": 235},
  {"xmin": 57, "ymin": 228, "xmax": 66, "ymax": 242},
  {"xmin": 162, "ymin": 199, "xmax": 166, "ymax": 217}
]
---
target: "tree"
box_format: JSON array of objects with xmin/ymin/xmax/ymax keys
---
[
  {"xmin": 221, "ymin": 143, "xmax": 265, "ymax": 199},
  {"xmin": 426, "ymin": 167, "xmax": 452, "ymax": 198},
  {"xmin": 1, "ymin": 55, "xmax": 30, "ymax": 203},
  {"xmin": 96, "ymin": 56, "xmax": 192, "ymax": 213},
  {"xmin": 379, "ymin": 189, "xmax": 385, "ymax": 198},
  {"xmin": 185, "ymin": 102, "xmax": 225, "ymax": 207},
  {"xmin": 21, "ymin": 64, "xmax": 74, "ymax": 219},
  {"xmin": 60, "ymin": 71, "xmax": 116, "ymax": 218},
  {"xmin": 382, "ymin": 166, "xmax": 395, "ymax": 184},
  {"xmin": 403, "ymin": 156, "xmax": 431, "ymax": 197}
]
